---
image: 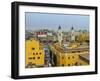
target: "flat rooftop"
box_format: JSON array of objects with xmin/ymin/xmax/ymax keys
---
[{"xmin": 51, "ymin": 43, "xmax": 89, "ymax": 53}]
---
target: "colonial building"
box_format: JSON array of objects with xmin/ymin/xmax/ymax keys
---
[
  {"xmin": 50, "ymin": 26, "xmax": 89, "ymax": 67},
  {"xmin": 50, "ymin": 43, "xmax": 89, "ymax": 66},
  {"xmin": 25, "ymin": 39, "xmax": 44, "ymax": 68}
]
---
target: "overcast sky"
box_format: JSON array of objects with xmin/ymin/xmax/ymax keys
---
[{"xmin": 25, "ymin": 12, "xmax": 89, "ymax": 31}]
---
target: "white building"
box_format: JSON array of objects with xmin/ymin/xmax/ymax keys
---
[
  {"xmin": 57, "ymin": 25, "xmax": 63, "ymax": 46},
  {"xmin": 70, "ymin": 27, "xmax": 75, "ymax": 42}
]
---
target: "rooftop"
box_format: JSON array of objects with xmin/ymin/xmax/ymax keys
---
[{"xmin": 51, "ymin": 43, "xmax": 89, "ymax": 53}]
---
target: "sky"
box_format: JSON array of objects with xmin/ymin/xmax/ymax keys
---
[{"xmin": 25, "ymin": 12, "xmax": 89, "ymax": 31}]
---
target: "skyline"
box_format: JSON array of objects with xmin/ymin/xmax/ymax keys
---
[{"xmin": 25, "ymin": 12, "xmax": 89, "ymax": 31}]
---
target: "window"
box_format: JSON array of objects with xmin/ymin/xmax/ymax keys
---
[
  {"xmin": 62, "ymin": 57, "xmax": 64, "ymax": 59},
  {"xmin": 33, "ymin": 53, "xmax": 35, "ymax": 55},
  {"xmin": 68, "ymin": 57, "xmax": 70, "ymax": 59},
  {"xmin": 72, "ymin": 56, "xmax": 74, "ymax": 59},
  {"xmin": 75, "ymin": 62, "xmax": 78, "ymax": 66},
  {"xmin": 28, "ymin": 62, "xmax": 32, "ymax": 66},
  {"xmin": 72, "ymin": 51, "xmax": 76, "ymax": 53},
  {"xmin": 39, "ymin": 53, "xmax": 41, "ymax": 55},
  {"xmin": 32, "ymin": 63, "xmax": 36, "ymax": 65},
  {"xmin": 68, "ymin": 64, "xmax": 70, "ymax": 66},
  {"xmin": 62, "ymin": 64, "xmax": 64, "ymax": 66},
  {"xmin": 33, "ymin": 57, "xmax": 35, "ymax": 59},
  {"xmin": 32, "ymin": 48, "xmax": 35, "ymax": 50},
  {"xmin": 38, "ymin": 57, "xmax": 40, "ymax": 59},
  {"xmin": 29, "ymin": 57, "xmax": 32, "ymax": 59},
  {"xmin": 36, "ymin": 53, "xmax": 38, "ymax": 55}
]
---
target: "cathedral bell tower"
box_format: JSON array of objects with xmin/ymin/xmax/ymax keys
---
[
  {"xmin": 71, "ymin": 27, "xmax": 75, "ymax": 42},
  {"xmin": 57, "ymin": 25, "xmax": 63, "ymax": 46}
]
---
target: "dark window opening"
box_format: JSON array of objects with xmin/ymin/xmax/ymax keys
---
[
  {"xmin": 68, "ymin": 57, "xmax": 70, "ymax": 59},
  {"xmin": 62, "ymin": 64, "xmax": 64, "ymax": 66},
  {"xmin": 38, "ymin": 57, "xmax": 40, "ymax": 59},
  {"xmin": 72, "ymin": 51, "xmax": 76, "ymax": 53},
  {"xmin": 32, "ymin": 48, "xmax": 35, "ymax": 50},
  {"xmin": 68, "ymin": 64, "xmax": 70, "ymax": 66},
  {"xmin": 33, "ymin": 57, "xmax": 35, "ymax": 59},
  {"xmin": 29, "ymin": 57, "xmax": 32, "ymax": 59},
  {"xmin": 75, "ymin": 62, "xmax": 78, "ymax": 66},
  {"xmin": 62, "ymin": 57, "xmax": 64, "ymax": 59},
  {"xmin": 28, "ymin": 62, "xmax": 32, "ymax": 66},
  {"xmin": 33, "ymin": 53, "xmax": 35, "ymax": 55},
  {"xmin": 32, "ymin": 63, "xmax": 36, "ymax": 65}
]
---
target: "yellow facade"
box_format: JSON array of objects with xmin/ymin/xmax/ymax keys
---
[
  {"xmin": 76, "ymin": 33, "xmax": 89, "ymax": 42},
  {"xmin": 50, "ymin": 43, "xmax": 89, "ymax": 67},
  {"xmin": 25, "ymin": 39, "xmax": 44, "ymax": 68}
]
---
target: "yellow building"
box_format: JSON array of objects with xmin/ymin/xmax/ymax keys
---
[
  {"xmin": 76, "ymin": 33, "xmax": 89, "ymax": 43},
  {"xmin": 50, "ymin": 43, "xmax": 89, "ymax": 67},
  {"xmin": 25, "ymin": 39, "xmax": 44, "ymax": 68},
  {"xmin": 50, "ymin": 26, "xmax": 89, "ymax": 67}
]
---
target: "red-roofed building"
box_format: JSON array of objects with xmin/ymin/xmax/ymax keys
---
[{"xmin": 36, "ymin": 31, "xmax": 47, "ymax": 37}]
